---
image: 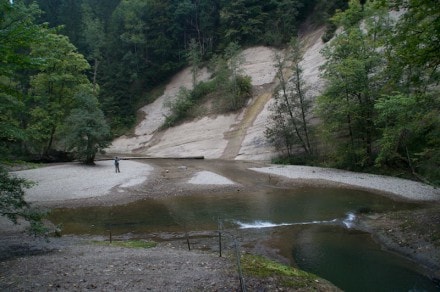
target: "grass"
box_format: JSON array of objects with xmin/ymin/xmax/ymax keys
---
[
  {"xmin": 1, "ymin": 160, "xmax": 41, "ymax": 171},
  {"xmin": 241, "ymin": 254, "xmax": 319, "ymax": 288},
  {"xmin": 93, "ymin": 240, "xmax": 157, "ymax": 249}
]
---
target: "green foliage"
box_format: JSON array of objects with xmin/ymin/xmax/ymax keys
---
[
  {"xmin": 0, "ymin": 1, "xmax": 113, "ymax": 164},
  {"xmin": 314, "ymin": 0, "xmax": 440, "ymax": 183},
  {"xmin": 232, "ymin": 75, "xmax": 252, "ymax": 109},
  {"xmin": 0, "ymin": 0, "xmax": 45, "ymax": 156},
  {"xmin": 386, "ymin": 0, "xmax": 440, "ymax": 92},
  {"xmin": 206, "ymin": 42, "xmax": 252, "ymax": 112},
  {"xmin": 27, "ymin": 0, "xmax": 329, "ymax": 132},
  {"xmin": 164, "ymin": 74, "xmax": 252, "ymax": 128},
  {"xmin": 0, "ymin": 0, "xmax": 43, "ymax": 76},
  {"xmin": 220, "ymin": 0, "xmax": 269, "ymax": 46},
  {"xmin": 10, "ymin": 0, "xmax": 438, "ymax": 184},
  {"xmin": 375, "ymin": 94, "xmax": 418, "ymax": 166},
  {"xmin": 220, "ymin": 0, "xmax": 308, "ymax": 47},
  {"xmin": 316, "ymin": 0, "xmax": 391, "ymax": 169},
  {"xmin": 163, "ymin": 87, "xmax": 194, "ymax": 128},
  {"xmin": 187, "ymin": 38, "xmax": 202, "ymax": 88},
  {"xmin": 174, "ymin": 0, "xmax": 220, "ymax": 57},
  {"xmin": 0, "ymin": 166, "xmax": 47, "ymax": 235},
  {"xmin": 27, "ymin": 31, "xmax": 93, "ymax": 157},
  {"xmin": 375, "ymin": 93, "xmax": 440, "ymax": 184},
  {"xmin": 242, "ymin": 254, "xmax": 314, "ymax": 278},
  {"xmin": 266, "ymin": 38, "xmax": 314, "ymax": 159},
  {"xmin": 321, "ymin": 22, "xmax": 337, "ymax": 43},
  {"xmin": 373, "ymin": 0, "xmax": 440, "ymax": 184},
  {"xmin": 94, "ymin": 240, "xmax": 157, "ymax": 249},
  {"xmin": 241, "ymin": 254, "xmax": 319, "ymax": 288},
  {"xmin": 164, "ymin": 44, "xmax": 252, "ymax": 128},
  {"xmin": 63, "ymin": 92, "xmax": 111, "ymax": 164}
]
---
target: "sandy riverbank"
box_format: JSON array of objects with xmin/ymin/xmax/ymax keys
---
[
  {"xmin": 12, "ymin": 159, "xmax": 439, "ymax": 205},
  {"xmin": 2, "ymin": 159, "xmax": 439, "ymax": 290},
  {"xmin": 251, "ymin": 165, "xmax": 439, "ymax": 201}
]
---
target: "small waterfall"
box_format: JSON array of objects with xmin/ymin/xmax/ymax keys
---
[
  {"xmin": 235, "ymin": 220, "xmax": 291, "ymax": 229},
  {"xmin": 342, "ymin": 212, "xmax": 357, "ymax": 229},
  {"xmin": 235, "ymin": 213, "xmax": 358, "ymax": 230},
  {"xmin": 235, "ymin": 219, "xmax": 338, "ymax": 229}
]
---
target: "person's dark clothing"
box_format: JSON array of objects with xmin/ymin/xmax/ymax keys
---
[{"xmin": 114, "ymin": 157, "xmax": 120, "ymax": 173}]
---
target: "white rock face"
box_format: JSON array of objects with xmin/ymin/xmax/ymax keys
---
[
  {"xmin": 145, "ymin": 115, "xmax": 238, "ymax": 159},
  {"xmin": 188, "ymin": 171, "xmax": 236, "ymax": 185},
  {"xmin": 106, "ymin": 67, "xmax": 211, "ymax": 154},
  {"xmin": 106, "ymin": 29, "xmax": 327, "ymax": 160},
  {"xmin": 300, "ymin": 27, "xmax": 327, "ymax": 98},
  {"xmin": 240, "ymin": 47, "xmax": 279, "ymax": 86}
]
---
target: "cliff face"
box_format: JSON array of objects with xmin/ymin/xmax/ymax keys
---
[{"xmin": 106, "ymin": 28, "xmax": 326, "ymax": 161}]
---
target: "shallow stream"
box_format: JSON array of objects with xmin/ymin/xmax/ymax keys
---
[{"xmin": 49, "ymin": 184, "xmax": 438, "ymax": 291}]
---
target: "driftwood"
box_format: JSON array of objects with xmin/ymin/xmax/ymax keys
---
[{"xmin": 96, "ymin": 156, "xmax": 204, "ymax": 161}]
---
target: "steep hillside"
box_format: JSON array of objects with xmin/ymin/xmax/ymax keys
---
[{"xmin": 106, "ymin": 28, "xmax": 327, "ymax": 160}]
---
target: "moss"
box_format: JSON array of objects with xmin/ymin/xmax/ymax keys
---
[
  {"xmin": 93, "ymin": 240, "xmax": 157, "ymax": 249},
  {"xmin": 241, "ymin": 254, "xmax": 318, "ymax": 288},
  {"xmin": 1, "ymin": 160, "xmax": 41, "ymax": 171}
]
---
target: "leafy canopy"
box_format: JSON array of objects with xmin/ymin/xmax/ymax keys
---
[{"xmin": 0, "ymin": 166, "xmax": 47, "ymax": 235}]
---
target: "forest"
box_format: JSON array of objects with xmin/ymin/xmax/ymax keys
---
[{"xmin": 1, "ymin": 0, "xmax": 439, "ymax": 185}]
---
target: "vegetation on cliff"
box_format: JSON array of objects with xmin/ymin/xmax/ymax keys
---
[{"xmin": 1, "ymin": 0, "xmax": 438, "ymax": 183}]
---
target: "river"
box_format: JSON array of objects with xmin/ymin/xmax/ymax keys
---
[{"xmin": 49, "ymin": 159, "xmax": 439, "ymax": 291}]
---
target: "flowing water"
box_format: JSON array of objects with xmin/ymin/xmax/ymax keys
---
[{"xmin": 49, "ymin": 185, "xmax": 439, "ymax": 291}]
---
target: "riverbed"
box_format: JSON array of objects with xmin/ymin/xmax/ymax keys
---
[{"xmin": 5, "ymin": 159, "xmax": 440, "ymax": 290}]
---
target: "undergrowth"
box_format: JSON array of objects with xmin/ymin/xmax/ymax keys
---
[
  {"xmin": 163, "ymin": 75, "xmax": 252, "ymax": 128},
  {"xmin": 93, "ymin": 240, "xmax": 157, "ymax": 249},
  {"xmin": 241, "ymin": 254, "xmax": 319, "ymax": 289}
]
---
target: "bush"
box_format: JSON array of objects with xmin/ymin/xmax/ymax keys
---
[
  {"xmin": 164, "ymin": 74, "xmax": 252, "ymax": 128},
  {"xmin": 322, "ymin": 22, "xmax": 337, "ymax": 43},
  {"xmin": 0, "ymin": 166, "xmax": 48, "ymax": 235},
  {"xmin": 163, "ymin": 88, "xmax": 194, "ymax": 128}
]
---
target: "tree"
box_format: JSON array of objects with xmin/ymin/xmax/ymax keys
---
[
  {"xmin": 111, "ymin": 0, "xmax": 180, "ymax": 83},
  {"xmin": 385, "ymin": 0, "xmax": 439, "ymax": 94},
  {"xmin": 375, "ymin": 93, "xmax": 440, "ymax": 184},
  {"xmin": 187, "ymin": 38, "xmax": 202, "ymax": 88},
  {"xmin": 63, "ymin": 92, "xmax": 111, "ymax": 164},
  {"xmin": 0, "ymin": 166, "xmax": 47, "ymax": 235},
  {"xmin": 164, "ymin": 43, "xmax": 252, "ymax": 127},
  {"xmin": 81, "ymin": 2, "xmax": 106, "ymax": 94},
  {"xmin": 374, "ymin": 0, "xmax": 440, "ymax": 183},
  {"xmin": 0, "ymin": 0, "xmax": 44, "ymax": 156},
  {"xmin": 27, "ymin": 31, "xmax": 93, "ymax": 158},
  {"xmin": 98, "ymin": 0, "xmax": 183, "ymax": 131},
  {"xmin": 269, "ymin": 0, "xmax": 303, "ymax": 45},
  {"xmin": 316, "ymin": 0, "xmax": 390, "ymax": 168},
  {"xmin": 208, "ymin": 42, "xmax": 251, "ymax": 112},
  {"xmin": 224, "ymin": 42, "xmax": 245, "ymax": 110},
  {"xmin": 174, "ymin": 0, "xmax": 220, "ymax": 57},
  {"xmin": 220, "ymin": 0, "xmax": 272, "ymax": 46},
  {"xmin": 266, "ymin": 38, "xmax": 313, "ymax": 159}
]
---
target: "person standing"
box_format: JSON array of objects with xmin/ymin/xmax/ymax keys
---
[{"xmin": 114, "ymin": 157, "xmax": 120, "ymax": 173}]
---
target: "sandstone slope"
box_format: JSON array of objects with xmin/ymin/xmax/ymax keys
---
[{"xmin": 107, "ymin": 29, "xmax": 327, "ymax": 160}]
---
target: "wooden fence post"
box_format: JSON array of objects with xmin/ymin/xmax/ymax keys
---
[
  {"xmin": 234, "ymin": 237, "xmax": 246, "ymax": 292},
  {"xmin": 218, "ymin": 219, "xmax": 223, "ymax": 257},
  {"xmin": 186, "ymin": 231, "xmax": 191, "ymax": 251}
]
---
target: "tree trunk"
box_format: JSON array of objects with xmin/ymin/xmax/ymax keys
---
[
  {"xmin": 345, "ymin": 90, "xmax": 355, "ymax": 152},
  {"xmin": 43, "ymin": 125, "xmax": 57, "ymax": 159},
  {"xmin": 295, "ymin": 63, "xmax": 312, "ymax": 154},
  {"xmin": 93, "ymin": 58, "xmax": 99, "ymax": 94},
  {"xmin": 276, "ymin": 57, "xmax": 309, "ymax": 154},
  {"xmin": 85, "ymin": 135, "xmax": 95, "ymax": 165}
]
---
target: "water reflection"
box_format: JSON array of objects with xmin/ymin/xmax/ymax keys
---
[
  {"xmin": 291, "ymin": 225, "xmax": 436, "ymax": 292},
  {"xmin": 49, "ymin": 186, "xmax": 437, "ymax": 291}
]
